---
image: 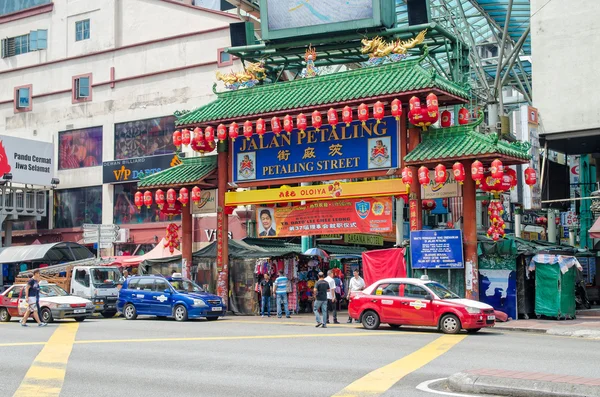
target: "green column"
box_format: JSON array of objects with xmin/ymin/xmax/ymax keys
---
[{"xmin": 580, "ymin": 155, "xmax": 593, "ymax": 249}]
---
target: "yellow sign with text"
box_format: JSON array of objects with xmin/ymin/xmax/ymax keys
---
[{"xmin": 225, "ymin": 179, "xmax": 406, "ymax": 206}]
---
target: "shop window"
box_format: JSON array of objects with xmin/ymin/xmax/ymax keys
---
[
  {"xmin": 114, "ymin": 116, "xmax": 177, "ymax": 160},
  {"xmin": 217, "ymin": 48, "xmax": 233, "ymax": 67},
  {"xmin": 54, "ymin": 186, "xmax": 102, "ymax": 228},
  {"xmin": 72, "ymin": 74, "xmax": 92, "ymax": 103},
  {"xmin": 113, "ymin": 182, "xmax": 180, "ymax": 225},
  {"xmin": 58, "ymin": 127, "xmax": 102, "ymax": 170},
  {"xmin": 14, "ymin": 85, "xmax": 32, "ymax": 112},
  {"xmin": 75, "ymin": 19, "xmax": 90, "ymax": 41}
]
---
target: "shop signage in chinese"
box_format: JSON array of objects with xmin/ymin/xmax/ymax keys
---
[
  {"xmin": 422, "ymin": 170, "xmax": 461, "ymax": 199},
  {"xmin": 232, "ymin": 116, "xmax": 399, "ymax": 183},
  {"xmin": 192, "ymin": 189, "xmax": 217, "ymax": 215},
  {"xmin": 410, "ymin": 229, "xmax": 464, "ymax": 269},
  {"xmin": 344, "ymin": 234, "xmax": 384, "ymax": 246},
  {"xmin": 256, "ymin": 197, "xmax": 393, "ymax": 238},
  {"xmin": 102, "ymin": 154, "xmax": 181, "ymax": 184},
  {"xmin": 216, "ymin": 211, "xmax": 224, "ymax": 271},
  {"xmin": 0, "ymin": 135, "xmax": 54, "ymax": 186},
  {"xmin": 225, "ymin": 179, "xmax": 405, "ymax": 206},
  {"xmin": 409, "ymin": 199, "xmax": 419, "ymax": 231}
]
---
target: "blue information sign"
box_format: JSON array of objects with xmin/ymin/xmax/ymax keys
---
[
  {"xmin": 231, "ymin": 115, "xmax": 399, "ymax": 183},
  {"xmin": 410, "ymin": 229, "xmax": 464, "ymax": 269}
]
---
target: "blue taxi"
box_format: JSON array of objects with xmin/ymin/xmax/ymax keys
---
[{"xmin": 117, "ymin": 274, "xmax": 225, "ymax": 322}]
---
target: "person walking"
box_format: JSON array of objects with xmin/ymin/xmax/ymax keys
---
[
  {"xmin": 260, "ymin": 274, "xmax": 273, "ymax": 317},
  {"xmin": 347, "ymin": 269, "xmax": 365, "ymax": 323},
  {"xmin": 274, "ymin": 270, "xmax": 290, "ymax": 318},
  {"xmin": 324, "ymin": 270, "xmax": 338, "ymax": 324},
  {"xmin": 20, "ymin": 269, "xmax": 46, "ymax": 327},
  {"xmin": 313, "ymin": 272, "xmax": 330, "ymax": 328}
]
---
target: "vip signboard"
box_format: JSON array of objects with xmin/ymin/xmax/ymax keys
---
[
  {"xmin": 0, "ymin": 135, "xmax": 54, "ymax": 186},
  {"xmin": 102, "ymin": 154, "xmax": 181, "ymax": 184},
  {"xmin": 232, "ymin": 116, "xmax": 399, "ymax": 183}
]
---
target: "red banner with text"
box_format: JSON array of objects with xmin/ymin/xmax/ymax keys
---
[{"xmin": 256, "ymin": 197, "xmax": 393, "ymax": 238}]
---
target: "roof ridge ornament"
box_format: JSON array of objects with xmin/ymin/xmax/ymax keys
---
[{"xmin": 361, "ymin": 29, "xmax": 427, "ymax": 67}]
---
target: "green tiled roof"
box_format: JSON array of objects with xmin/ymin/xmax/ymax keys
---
[
  {"xmin": 242, "ymin": 238, "xmax": 366, "ymax": 256},
  {"xmin": 176, "ymin": 58, "xmax": 469, "ymax": 126},
  {"xmin": 403, "ymin": 115, "xmax": 531, "ymax": 165},
  {"xmin": 137, "ymin": 155, "xmax": 217, "ymax": 188}
]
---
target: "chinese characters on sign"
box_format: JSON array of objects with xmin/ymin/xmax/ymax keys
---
[
  {"xmin": 409, "ymin": 199, "xmax": 419, "ymax": 231},
  {"xmin": 410, "ymin": 230, "xmax": 464, "ymax": 269},
  {"xmin": 256, "ymin": 197, "xmax": 393, "ymax": 238}
]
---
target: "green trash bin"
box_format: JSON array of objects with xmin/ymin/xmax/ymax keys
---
[{"xmin": 534, "ymin": 262, "xmax": 576, "ymax": 319}]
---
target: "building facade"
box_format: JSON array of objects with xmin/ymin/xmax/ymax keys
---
[{"xmin": 0, "ymin": 0, "xmax": 244, "ymax": 253}]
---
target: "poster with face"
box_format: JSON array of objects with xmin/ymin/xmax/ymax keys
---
[{"xmin": 256, "ymin": 207, "xmax": 276, "ymax": 237}]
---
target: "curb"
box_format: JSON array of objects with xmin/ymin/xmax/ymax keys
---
[
  {"xmin": 447, "ymin": 372, "xmax": 600, "ymax": 397},
  {"xmin": 492, "ymin": 325, "xmax": 548, "ymax": 334}
]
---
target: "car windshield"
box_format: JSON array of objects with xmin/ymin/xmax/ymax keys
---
[
  {"xmin": 426, "ymin": 282, "xmax": 460, "ymax": 299},
  {"xmin": 39, "ymin": 285, "xmax": 68, "ymax": 297},
  {"xmin": 91, "ymin": 268, "xmax": 121, "ymax": 287},
  {"xmin": 169, "ymin": 279, "xmax": 204, "ymax": 293}
]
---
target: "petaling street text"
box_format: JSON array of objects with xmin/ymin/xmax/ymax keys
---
[{"xmin": 263, "ymin": 157, "xmax": 360, "ymax": 176}]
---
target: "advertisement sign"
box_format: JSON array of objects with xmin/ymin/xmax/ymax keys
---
[
  {"xmin": 192, "ymin": 189, "xmax": 217, "ymax": 215},
  {"xmin": 521, "ymin": 105, "xmax": 541, "ymax": 210},
  {"xmin": 568, "ymin": 155, "xmax": 580, "ymax": 212},
  {"xmin": 344, "ymin": 234, "xmax": 384, "ymax": 246},
  {"xmin": 102, "ymin": 154, "xmax": 181, "ymax": 184},
  {"xmin": 256, "ymin": 197, "xmax": 393, "ymax": 238},
  {"xmin": 225, "ymin": 179, "xmax": 405, "ymax": 206},
  {"xmin": 409, "ymin": 199, "xmax": 419, "ymax": 231},
  {"xmin": 410, "ymin": 229, "xmax": 464, "ymax": 269},
  {"xmin": 421, "ymin": 171, "xmax": 462, "ymax": 199},
  {"xmin": 0, "ymin": 135, "xmax": 54, "ymax": 186},
  {"xmin": 232, "ymin": 116, "xmax": 399, "ymax": 183},
  {"xmin": 479, "ymin": 269, "xmax": 517, "ymax": 320}
]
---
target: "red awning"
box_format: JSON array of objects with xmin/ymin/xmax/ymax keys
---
[{"xmin": 589, "ymin": 217, "xmax": 600, "ymax": 239}]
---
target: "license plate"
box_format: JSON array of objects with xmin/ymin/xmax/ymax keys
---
[
  {"xmin": 487, "ymin": 315, "xmax": 495, "ymax": 320},
  {"xmin": 211, "ymin": 307, "xmax": 222, "ymax": 311},
  {"xmin": 74, "ymin": 309, "xmax": 86, "ymax": 314}
]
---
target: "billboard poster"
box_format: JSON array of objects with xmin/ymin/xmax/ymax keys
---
[
  {"xmin": 0, "ymin": 135, "xmax": 54, "ymax": 186},
  {"xmin": 103, "ymin": 154, "xmax": 181, "ymax": 184},
  {"xmin": 479, "ymin": 269, "xmax": 517, "ymax": 320},
  {"xmin": 232, "ymin": 116, "xmax": 399, "ymax": 183},
  {"xmin": 521, "ymin": 105, "xmax": 541, "ymax": 210},
  {"xmin": 410, "ymin": 229, "xmax": 464, "ymax": 269},
  {"xmin": 256, "ymin": 197, "xmax": 393, "ymax": 238}
]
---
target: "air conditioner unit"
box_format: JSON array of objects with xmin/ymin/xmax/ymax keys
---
[{"xmin": 115, "ymin": 229, "xmax": 129, "ymax": 243}]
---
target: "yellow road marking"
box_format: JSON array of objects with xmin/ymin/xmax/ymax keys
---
[
  {"xmin": 0, "ymin": 342, "xmax": 48, "ymax": 347},
  {"xmin": 332, "ymin": 334, "xmax": 467, "ymax": 397},
  {"xmin": 13, "ymin": 323, "xmax": 80, "ymax": 397}
]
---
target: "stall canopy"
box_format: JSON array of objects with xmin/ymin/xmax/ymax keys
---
[
  {"xmin": 589, "ymin": 217, "xmax": 600, "ymax": 239},
  {"xmin": 0, "ymin": 242, "xmax": 94, "ymax": 265},
  {"xmin": 194, "ymin": 239, "xmax": 289, "ymax": 259},
  {"xmin": 121, "ymin": 238, "xmax": 181, "ymax": 266}
]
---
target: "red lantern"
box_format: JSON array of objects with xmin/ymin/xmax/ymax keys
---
[
  {"xmin": 524, "ymin": 167, "xmax": 537, "ymax": 187},
  {"xmin": 191, "ymin": 186, "xmax": 201, "ymax": 203},
  {"xmin": 143, "ymin": 191, "xmax": 153, "ymax": 208},
  {"xmin": 166, "ymin": 188, "xmax": 176, "ymax": 206},
  {"xmin": 401, "ymin": 167, "xmax": 413, "ymax": 192},
  {"xmin": 217, "ymin": 124, "xmax": 227, "ymax": 142},
  {"xmin": 391, "ymin": 99, "xmax": 402, "ymax": 120},
  {"xmin": 441, "ymin": 110, "xmax": 452, "ymax": 128},
  {"xmin": 205, "ymin": 126, "xmax": 215, "ymax": 142},
  {"xmin": 283, "ymin": 115, "xmax": 293, "ymax": 135},
  {"xmin": 256, "ymin": 119, "xmax": 266, "ymax": 137},
  {"xmin": 447, "ymin": 221, "xmax": 454, "ymax": 229},
  {"xmin": 434, "ymin": 164, "xmax": 447, "ymax": 184},
  {"xmin": 193, "ymin": 127, "xmax": 204, "ymax": 143},
  {"xmin": 327, "ymin": 108, "xmax": 338, "ymax": 130},
  {"xmin": 418, "ymin": 166, "xmax": 430, "ymax": 187},
  {"xmin": 179, "ymin": 187, "xmax": 189, "ymax": 207},
  {"xmin": 482, "ymin": 200, "xmax": 489, "ymax": 207},
  {"xmin": 342, "ymin": 106, "xmax": 353, "ymax": 126},
  {"xmin": 555, "ymin": 217, "xmax": 560, "ymax": 225},
  {"xmin": 452, "ymin": 162, "xmax": 465, "ymax": 184},
  {"xmin": 134, "ymin": 191, "xmax": 143, "ymax": 209},
  {"xmin": 422, "ymin": 199, "xmax": 436, "ymax": 211},
  {"xmin": 296, "ymin": 113, "xmax": 307, "ymax": 133},
  {"xmin": 458, "ymin": 107, "xmax": 469, "ymax": 125},
  {"xmin": 426, "ymin": 93, "xmax": 439, "ymax": 114},
  {"xmin": 155, "ymin": 189, "xmax": 165, "ymax": 209},
  {"xmin": 173, "ymin": 130, "xmax": 182, "ymax": 148},
  {"xmin": 442, "ymin": 198, "xmax": 448, "ymax": 208},
  {"xmin": 358, "ymin": 103, "xmax": 369, "ymax": 126},
  {"xmin": 271, "ymin": 117, "xmax": 282, "ymax": 135},
  {"xmin": 229, "ymin": 122, "xmax": 239, "ymax": 141},
  {"xmin": 471, "ymin": 160, "xmax": 484, "ymax": 184},
  {"xmin": 506, "ymin": 167, "xmax": 517, "ymax": 189},
  {"xmin": 373, "ymin": 101, "xmax": 384, "ymax": 124},
  {"xmin": 181, "ymin": 128, "xmax": 191, "ymax": 146},
  {"xmin": 311, "ymin": 110, "xmax": 323, "ymax": 131},
  {"xmin": 490, "ymin": 159, "xmax": 504, "ymax": 179},
  {"xmin": 242, "ymin": 121, "xmax": 253, "ymax": 140},
  {"xmin": 224, "ymin": 206, "xmax": 235, "ymax": 215}
]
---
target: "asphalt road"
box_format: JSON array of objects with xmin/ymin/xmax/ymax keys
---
[{"xmin": 1, "ymin": 314, "xmax": 600, "ymax": 397}]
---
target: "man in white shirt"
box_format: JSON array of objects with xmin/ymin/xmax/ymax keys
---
[
  {"xmin": 347, "ymin": 269, "xmax": 365, "ymax": 323},
  {"xmin": 324, "ymin": 270, "xmax": 338, "ymax": 324}
]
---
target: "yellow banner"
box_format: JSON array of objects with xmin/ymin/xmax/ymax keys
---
[{"xmin": 225, "ymin": 179, "xmax": 406, "ymax": 206}]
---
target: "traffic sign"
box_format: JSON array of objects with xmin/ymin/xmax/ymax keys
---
[
  {"xmin": 83, "ymin": 230, "xmax": 119, "ymax": 239},
  {"xmin": 83, "ymin": 224, "xmax": 120, "ymax": 231},
  {"xmin": 83, "ymin": 237, "xmax": 117, "ymax": 244}
]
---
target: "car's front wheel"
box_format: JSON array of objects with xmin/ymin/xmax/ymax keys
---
[
  {"xmin": 40, "ymin": 307, "xmax": 54, "ymax": 323},
  {"xmin": 123, "ymin": 304, "xmax": 137, "ymax": 320},
  {"xmin": 174, "ymin": 305, "xmax": 188, "ymax": 322},
  {"xmin": 361, "ymin": 310, "xmax": 380, "ymax": 330},
  {"xmin": 440, "ymin": 314, "xmax": 461, "ymax": 334},
  {"xmin": 0, "ymin": 307, "xmax": 11, "ymax": 322}
]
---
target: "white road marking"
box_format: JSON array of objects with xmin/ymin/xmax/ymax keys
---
[{"xmin": 416, "ymin": 378, "xmax": 481, "ymax": 397}]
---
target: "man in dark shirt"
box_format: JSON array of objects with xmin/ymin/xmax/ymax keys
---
[
  {"xmin": 313, "ymin": 272, "xmax": 330, "ymax": 328},
  {"xmin": 21, "ymin": 269, "xmax": 46, "ymax": 327},
  {"xmin": 260, "ymin": 274, "xmax": 273, "ymax": 317}
]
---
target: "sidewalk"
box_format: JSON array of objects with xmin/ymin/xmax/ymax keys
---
[{"xmin": 494, "ymin": 310, "xmax": 600, "ymax": 339}]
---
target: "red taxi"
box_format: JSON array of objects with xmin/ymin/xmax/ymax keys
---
[{"xmin": 348, "ymin": 277, "xmax": 495, "ymax": 334}]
